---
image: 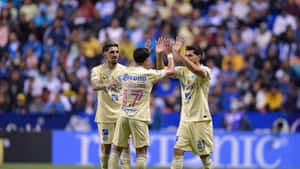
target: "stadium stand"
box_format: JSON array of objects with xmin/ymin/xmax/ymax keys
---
[{"xmin": 0, "ymin": 0, "xmax": 299, "ymax": 132}]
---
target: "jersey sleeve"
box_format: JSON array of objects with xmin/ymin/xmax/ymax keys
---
[
  {"xmin": 196, "ymin": 66, "xmax": 211, "ymax": 81},
  {"xmin": 91, "ymin": 67, "xmax": 100, "ymax": 81},
  {"xmin": 148, "ymin": 69, "xmax": 167, "ymax": 83}
]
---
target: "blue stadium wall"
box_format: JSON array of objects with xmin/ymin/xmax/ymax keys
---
[
  {"xmin": 1, "ymin": 113, "xmax": 300, "ymax": 132},
  {"xmin": 52, "ymin": 130, "xmax": 300, "ymax": 168}
]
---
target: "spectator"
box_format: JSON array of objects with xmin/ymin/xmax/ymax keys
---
[
  {"xmin": 220, "ymin": 83, "xmax": 240, "ymax": 112},
  {"xmin": 137, "ymin": 29, "xmax": 156, "ymax": 63},
  {"xmin": 266, "ymin": 85, "xmax": 283, "ymax": 112},
  {"xmin": 119, "ymin": 34, "xmax": 135, "ymax": 62},
  {"xmin": 0, "ymin": 20, "xmax": 8, "ymax": 55},
  {"xmin": 222, "ymin": 48, "xmax": 244, "ymax": 72},
  {"xmin": 214, "ymin": 0, "xmax": 231, "ymax": 19},
  {"xmin": 7, "ymin": 2, "xmax": 18, "ymax": 23},
  {"xmin": 8, "ymin": 32, "xmax": 20, "ymax": 59},
  {"xmin": 244, "ymin": 43, "xmax": 263, "ymax": 70},
  {"xmin": 0, "ymin": 0, "xmax": 299, "ymax": 117},
  {"xmin": 284, "ymin": 0, "xmax": 300, "ymax": 17},
  {"xmin": 79, "ymin": 0, "xmax": 94, "ymax": 20},
  {"xmin": 45, "ymin": 71, "xmax": 61, "ymax": 100},
  {"xmin": 155, "ymin": 78, "xmax": 179, "ymax": 97},
  {"xmin": 223, "ymin": 99, "xmax": 244, "ymax": 131},
  {"xmin": 273, "ymin": 9, "xmax": 297, "ymax": 36},
  {"xmin": 71, "ymin": 85, "xmax": 87, "ymax": 113},
  {"xmin": 279, "ymin": 26, "xmax": 298, "ymax": 61},
  {"xmin": 25, "ymin": 47, "xmax": 38, "ymax": 70},
  {"xmin": 175, "ymin": 0, "xmax": 193, "ymax": 17},
  {"xmin": 112, "ymin": 0, "xmax": 129, "ymax": 27},
  {"xmin": 81, "ymin": 33, "xmax": 101, "ymax": 65},
  {"xmin": 256, "ymin": 22, "xmax": 272, "ymax": 50},
  {"xmin": 95, "ymin": 0, "xmax": 115, "ymax": 25},
  {"xmin": 20, "ymin": 0, "xmax": 38, "ymax": 21},
  {"xmin": 241, "ymin": 23, "xmax": 255, "ymax": 45},
  {"xmin": 0, "ymin": 92, "xmax": 9, "ymax": 113},
  {"xmin": 44, "ymin": 18, "xmax": 70, "ymax": 46},
  {"xmin": 45, "ymin": 93, "xmax": 65, "ymax": 114},
  {"xmin": 29, "ymin": 96, "xmax": 45, "ymax": 113},
  {"xmin": 33, "ymin": 9, "xmax": 52, "ymax": 28},
  {"xmin": 39, "ymin": 0, "xmax": 57, "ymax": 20},
  {"xmin": 251, "ymin": 0, "xmax": 269, "ymax": 18},
  {"xmin": 232, "ymin": 0, "xmax": 250, "ymax": 21},
  {"xmin": 157, "ymin": 0, "xmax": 171, "ymax": 20},
  {"xmin": 13, "ymin": 93, "xmax": 27, "ymax": 114},
  {"xmin": 98, "ymin": 18, "xmax": 124, "ymax": 43},
  {"xmin": 206, "ymin": 59, "xmax": 221, "ymax": 88},
  {"xmin": 125, "ymin": 19, "xmax": 143, "ymax": 45},
  {"xmin": 22, "ymin": 33, "xmax": 43, "ymax": 59}
]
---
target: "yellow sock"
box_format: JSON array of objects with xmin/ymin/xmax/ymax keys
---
[
  {"xmin": 135, "ymin": 154, "xmax": 146, "ymax": 169},
  {"xmin": 108, "ymin": 150, "xmax": 121, "ymax": 169},
  {"xmin": 100, "ymin": 152, "xmax": 110, "ymax": 169},
  {"xmin": 171, "ymin": 155, "xmax": 184, "ymax": 169},
  {"xmin": 120, "ymin": 150, "xmax": 131, "ymax": 169},
  {"xmin": 201, "ymin": 155, "xmax": 213, "ymax": 169}
]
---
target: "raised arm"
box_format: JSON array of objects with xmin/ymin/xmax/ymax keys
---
[
  {"xmin": 174, "ymin": 37, "xmax": 207, "ymax": 77},
  {"xmin": 164, "ymin": 38, "xmax": 176, "ymax": 76},
  {"xmin": 156, "ymin": 36, "xmax": 165, "ymax": 70}
]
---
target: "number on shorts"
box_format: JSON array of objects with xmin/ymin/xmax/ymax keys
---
[{"xmin": 197, "ymin": 140, "xmax": 205, "ymax": 153}]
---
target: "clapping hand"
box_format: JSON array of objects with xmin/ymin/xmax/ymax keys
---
[
  {"xmin": 174, "ymin": 36, "xmax": 184, "ymax": 53},
  {"xmin": 155, "ymin": 36, "xmax": 165, "ymax": 55}
]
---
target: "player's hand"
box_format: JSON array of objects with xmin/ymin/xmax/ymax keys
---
[
  {"xmin": 164, "ymin": 37, "xmax": 173, "ymax": 54},
  {"xmin": 105, "ymin": 80, "xmax": 118, "ymax": 88},
  {"xmin": 155, "ymin": 36, "xmax": 165, "ymax": 55},
  {"xmin": 174, "ymin": 36, "xmax": 184, "ymax": 53},
  {"xmin": 145, "ymin": 39, "xmax": 153, "ymax": 53}
]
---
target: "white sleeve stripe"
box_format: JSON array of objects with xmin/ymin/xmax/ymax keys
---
[{"xmin": 160, "ymin": 70, "xmax": 167, "ymax": 77}]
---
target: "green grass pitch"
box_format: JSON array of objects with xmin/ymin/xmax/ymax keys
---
[{"xmin": 0, "ymin": 163, "xmax": 267, "ymax": 169}]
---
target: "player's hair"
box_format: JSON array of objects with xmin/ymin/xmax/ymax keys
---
[
  {"xmin": 102, "ymin": 41, "xmax": 119, "ymax": 52},
  {"xmin": 186, "ymin": 45, "xmax": 205, "ymax": 57},
  {"xmin": 133, "ymin": 48, "xmax": 149, "ymax": 63}
]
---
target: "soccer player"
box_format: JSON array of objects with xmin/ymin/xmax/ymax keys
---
[
  {"xmin": 156, "ymin": 36, "xmax": 214, "ymax": 169},
  {"xmin": 108, "ymin": 38, "xmax": 176, "ymax": 169},
  {"xmin": 91, "ymin": 41, "xmax": 130, "ymax": 169}
]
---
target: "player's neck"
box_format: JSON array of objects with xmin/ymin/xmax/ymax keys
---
[
  {"xmin": 106, "ymin": 62, "xmax": 117, "ymax": 69},
  {"xmin": 135, "ymin": 62, "xmax": 146, "ymax": 68}
]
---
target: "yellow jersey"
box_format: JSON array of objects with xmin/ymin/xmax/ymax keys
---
[
  {"xmin": 175, "ymin": 65, "xmax": 212, "ymax": 122},
  {"xmin": 91, "ymin": 63, "xmax": 126, "ymax": 123},
  {"xmin": 113, "ymin": 66, "xmax": 166, "ymax": 122}
]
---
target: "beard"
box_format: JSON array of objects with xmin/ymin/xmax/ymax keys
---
[{"xmin": 111, "ymin": 60, "xmax": 118, "ymax": 65}]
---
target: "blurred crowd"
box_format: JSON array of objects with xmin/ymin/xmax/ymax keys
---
[{"xmin": 0, "ymin": 0, "xmax": 300, "ymax": 123}]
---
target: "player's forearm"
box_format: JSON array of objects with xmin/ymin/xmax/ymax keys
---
[
  {"xmin": 178, "ymin": 52, "xmax": 206, "ymax": 77},
  {"xmin": 165, "ymin": 53, "xmax": 176, "ymax": 76},
  {"xmin": 156, "ymin": 52, "xmax": 165, "ymax": 70},
  {"xmin": 92, "ymin": 83, "xmax": 107, "ymax": 91},
  {"xmin": 91, "ymin": 80, "xmax": 107, "ymax": 91}
]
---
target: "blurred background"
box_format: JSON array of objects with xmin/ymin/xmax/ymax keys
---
[{"xmin": 0, "ymin": 0, "xmax": 300, "ymax": 168}]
